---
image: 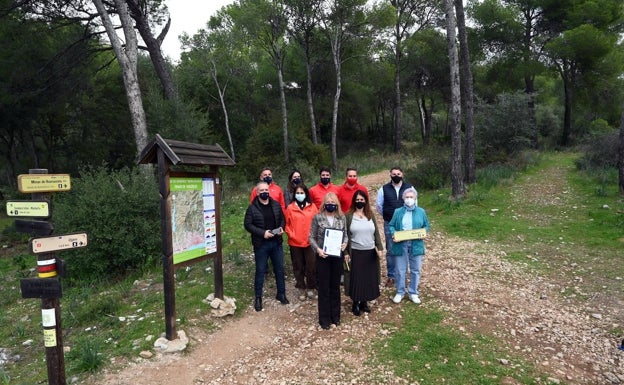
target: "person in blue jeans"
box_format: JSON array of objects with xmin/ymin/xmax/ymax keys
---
[
  {"xmin": 388, "ymin": 187, "xmax": 430, "ymax": 304},
  {"xmin": 244, "ymin": 182, "xmax": 290, "ymax": 311},
  {"xmin": 375, "ymin": 167, "xmax": 413, "ymax": 287}
]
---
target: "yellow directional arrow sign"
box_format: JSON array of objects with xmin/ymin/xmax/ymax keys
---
[
  {"xmin": 17, "ymin": 174, "xmax": 71, "ymax": 193},
  {"xmin": 31, "ymin": 233, "xmax": 88, "ymax": 254},
  {"xmin": 6, "ymin": 200, "xmax": 50, "ymax": 218}
]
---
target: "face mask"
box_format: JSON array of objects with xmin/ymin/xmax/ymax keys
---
[
  {"xmin": 354, "ymin": 201, "xmax": 366, "ymax": 209},
  {"xmin": 320, "ymin": 177, "xmax": 330, "ymax": 185},
  {"xmin": 292, "ymin": 178, "xmax": 301, "ymax": 185},
  {"xmin": 404, "ymin": 198, "xmax": 415, "ymax": 207},
  {"xmin": 263, "ymin": 176, "xmax": 272, "ymax": 184},
  {"xmin": 259, "ymin": 192, "xmax": 270, "ymax": 200},
  {"xmin": 391, "ymin": 175, "xmax": 402, "ymax": 184},
  {"xmin": 325, "ymin": 203, "xmax": 337, "ymax": 212},
  {"xmin": 347, "ymin": 177, "xmax": 358, "ymax": 185},
  {"xmin": 295, "ymin": 193, "xmax": 306, "ymax": 202}
]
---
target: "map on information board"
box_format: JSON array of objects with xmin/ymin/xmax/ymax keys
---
[{"xmin": 170, "ymin": 177, "xmax": 217, "ymax": 264}]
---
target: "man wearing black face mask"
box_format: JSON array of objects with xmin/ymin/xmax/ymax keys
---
[
  {"xmin": 245, "ymin": 182, "xmax": 289, "ymax": 311},
  {"xmin": 375, "ymin": 167, "xmax": 413, "ymax": 287},
  {"xmin": 309, "ymin": 166, "xmax": 340, "ymax": 209},
  {"xmin": 249, "ymin": 167, "xmax": 285, "ymax": 211}
]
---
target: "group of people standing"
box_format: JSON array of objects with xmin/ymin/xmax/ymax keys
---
[{"xmin": 243, "ymin": 166, "xmax": 429, "ymax": 330}]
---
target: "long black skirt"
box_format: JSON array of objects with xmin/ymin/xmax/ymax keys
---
[{"xmin": 348, "ymin": 248, "xmax": 380, "ymax": 302}]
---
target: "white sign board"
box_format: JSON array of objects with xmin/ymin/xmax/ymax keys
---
[{"xmin": 31, "ymin": 233, "xmax": 88, "ymax": 254}]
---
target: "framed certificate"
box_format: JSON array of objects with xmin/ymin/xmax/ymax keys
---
[{"xmin": 323, "ymin": 229, "xmax": 344, "ymax": 257}]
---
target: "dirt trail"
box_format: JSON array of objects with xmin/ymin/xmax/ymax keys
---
[{"xmin": 83, "ymin": 168, "xmax": 624, "ymax": 385}]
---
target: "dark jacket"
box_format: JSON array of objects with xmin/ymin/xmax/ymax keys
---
[
  {"xmin": 380, "ymin": 181, "xmax": 413, "ymax": 222},
  {"xmin": 244, "ymin": 197, "xmax": 286, "ymax": 248}
]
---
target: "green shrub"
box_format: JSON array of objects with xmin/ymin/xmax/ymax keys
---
[
  {"xmin": 52, "ymin": 165, "xmax": 160, "ymax": 284},
  {"xmin": 237, "ymin": 123, "xmax": 330, "ymax": 184},
  {"xmin": 575, "ymin": 130, "xmax": 619, "ymax": 170},
  {"xmin": 408, "ymin": 146, "xmax": 451, "ymax": 190},
  {"xmin": 474, "ymin": 92, "xmax": 534, "ymax": 163}
]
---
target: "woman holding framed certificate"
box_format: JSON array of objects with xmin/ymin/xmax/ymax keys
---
[{"xmin": 309, "ymin": 192, "xmax": 348, "ymax": 330}]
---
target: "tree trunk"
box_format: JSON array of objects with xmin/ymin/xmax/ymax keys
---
[
  {"xmin": 329, "ymin": 32, "xmax": 342, "ymax": 172},
  {"xmin": 455, "ymin": 0, "xmax": 475, "ymax": 184},
  {"xmin": 125, "ymin": 0, "xmax": 177, "ymax": 100},
  {"xmin": 419, "ymin": 96, "xmax": 433, "ymax": 146},
  {"xmin": 305, "ymin": 55, "xmax": 318, "ymax": 144},
  {"xmin": 393, "ymin": 56, "xmax": 402, "ymax": 152},
  {"xmin": 209, "ymin": 61, "xmax": 235, "ymax": 162},
  {"xmin": 393, "ymin": 19, "xmax": 402, "ymax": 152},
  {"xmin": 93, "ymin": 0, "xmax": 149, "ymax": 155},
  {"xmin": 523, "ymin": 15, "xmax": 538, "ymax": 149},
  {"xmin": 562, "ymin": 66, "xmax": 573, "ymax": 146},
  {"xmin": 619, "ymin": 98, "xmax": 624, "ymax": 195},
  {"xmin": 526, "ymin": 77, "xmax": 538, "ymax": 148},
  {"xmin": 445, "ymin": 0, "xmax": 465, "ymax": 199},
  {"xmin": 331, "ymin": 60, "xmax": 341, "ymax": 171},
  {"xmin": 277, "ymin": 63, "xmax": 289, "ymax": 164}
]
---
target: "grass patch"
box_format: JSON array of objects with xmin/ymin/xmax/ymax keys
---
[
  {"xmin": 372, "ymin": 307, "xmax": 544, "ymax": 384},
  {"xmin": 420, "ymin": 151, "xmax": 623, "ymax": 309}
]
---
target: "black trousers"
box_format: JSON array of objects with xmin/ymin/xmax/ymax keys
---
[{"xmin": 316, "ymin": 255, "xmax": 344, "ymax": 326}]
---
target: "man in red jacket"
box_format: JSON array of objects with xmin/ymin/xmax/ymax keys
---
[
  {"xmin": 309, "ymin": 166, "xmax": 340, "ymax": 209},
  {"xmin": 338, "ymin": 167, "xmax": 369, "ymax": 213},
  {"xmin": 249, "ymin": 167, "xmax": 285, "ymax": 210}
]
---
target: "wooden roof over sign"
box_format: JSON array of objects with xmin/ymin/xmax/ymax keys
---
[{"xmin": 137, "ymin": 134, "xmax": 235, "ymax": 167}]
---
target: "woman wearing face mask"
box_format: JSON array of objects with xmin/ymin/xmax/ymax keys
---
[
  {"xmin": 284, "ymin": 169, "xmax": 304, "ymax": 207},
  {"xmin": 309, "ymin": 192, "xmax": 348, "ymax": 330},
  {"xmin": 345, "ymin": 190, "xmax": 383, "ymax": 316},
  {"xmin": 285, "ymin": 184, "xmax": 318, "ymax": 301},
  {"xmin": 388, "ymin": 187, "xmax": 430, "ymax": 305}
]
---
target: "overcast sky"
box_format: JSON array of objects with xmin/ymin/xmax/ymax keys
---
[{"xmin": 161, "ymin": 0, "xmax": 234, "ymax": 62}]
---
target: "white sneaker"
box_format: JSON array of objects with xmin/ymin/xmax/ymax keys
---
[
  {"xmin": 409, "ymin": 294, "xmax": 421, "ymax": 304},
  {"xmin": 392, "ymin": 294, "xmax": 403, "ymax": 304},
  {"xmin": 307, "ymin": 290, "xmax": 317, "ymax": 299},
  {"xmin": 298, "ymin": 289, "xmax": 306, "ymax": 301}
]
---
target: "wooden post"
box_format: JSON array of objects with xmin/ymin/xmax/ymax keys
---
[
  {"xmin": 157, "ymin": 151, "xmax": 177, "ymax": 340},
  {"xmin": 30, "ymin": 168, "xmax": 66, "ymax": 385},
  {"xmin": 213, "ymin": 174, "xmax": 224, "ymax": 299}
]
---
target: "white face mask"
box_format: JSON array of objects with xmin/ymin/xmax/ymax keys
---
[
  {"xmin": 295, "ymin": 193, "xmax": 306, "ymax": 202},
  {"xmin": 404, "ymin": 198, "xmax": 415, "ymax": 207}
]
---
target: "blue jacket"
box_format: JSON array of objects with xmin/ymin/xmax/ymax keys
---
[{"xmin": 388, "ymin": 206, "xmax": 430, "ymax": 256}]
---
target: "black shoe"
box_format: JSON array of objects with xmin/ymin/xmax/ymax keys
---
[
  {"xmin": 359, "ymin": 301, "xmax": 371, "ymax": 313},
  {"xmin": 254, "ymin": 297, "xmax": 262, "ymax": 312},
  {"xmin": 276, "ymin": 293, "xmax": 290, "ymax": 304},
  {"xmin": 352, "ymin": 302, "xmax": 361, "ymax": 316},
  {"xmin": 320, "ymin": 323, "xmax": 330, "ymax": 330},
  {"xmin": 332, "ymin": 319, "xmax": 340, "ymax": 326}
]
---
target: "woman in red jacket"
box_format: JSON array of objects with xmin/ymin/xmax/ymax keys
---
[{"xmin": 285, "ymin": 185, "xmax": 319, "ymax": 301}]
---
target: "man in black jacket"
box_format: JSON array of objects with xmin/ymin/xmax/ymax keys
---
[
  {"xmin": 244, "ymin": 182, "xmax": 290, "ymax": 311},
  {"xmin": 375, "ymin": 167, "xmax": 413, "ymax": 287}
]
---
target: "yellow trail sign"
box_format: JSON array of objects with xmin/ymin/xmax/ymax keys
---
[
  {"xmin": 17, "ymin": 174, "xmax": 71, "ymax": 193},
  {"xmin": 6, "ymin": 200, "xmax": 50, "ymax": 218}
]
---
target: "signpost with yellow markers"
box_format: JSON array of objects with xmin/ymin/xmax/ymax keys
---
[{"xmin": 14, "ymin": 169, "xmax": 83, "ymax": 385}]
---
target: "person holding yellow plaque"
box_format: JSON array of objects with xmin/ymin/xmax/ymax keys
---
[{"xmin": 388, "ymin": 187, "xmax": 430, "ymax": 304}]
